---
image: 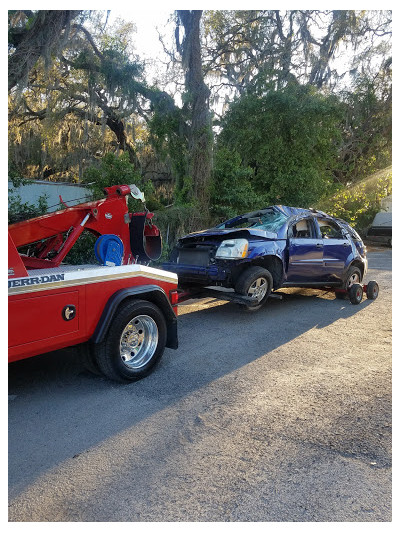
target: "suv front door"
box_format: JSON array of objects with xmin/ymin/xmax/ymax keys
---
[{"xmin": 286, "ymin": 217, "xmax": 324, "ymax": 283}]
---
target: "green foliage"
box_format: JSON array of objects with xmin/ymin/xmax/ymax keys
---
[
  {"xmin": 147, "ymin": 104, "xmax": 189, "ymax": 199},
  {"xmin": 153, "ymin": 205, "xmax": 204, "ymax": 260},
  {"xmin": 63, "ymin": 230, "xmax": 98, "ymax": 265},
  {"xmin": 102, "ymin": 52, "xmax": 143, "ymax": 93},
  {"xmin": 174, "ymin": 175, "xmax": 195, "ymax": 206},
  {"xmin": 82, "ymin": 152, "xmax": 139, "ymax": 195},
  {"xmin": 8, "ymin": 191, "xmax": 48, "ymax": 224},
  {"xmin": 217, "ymin": 84, "xmax": 343, "ymax": 208},
  {"xmin": 315, "ymin": 172, "xmax": 392, "ymax": 231},
  {"xmin": 203, "ymin": 10, "xmax": 391, "ymax": 97},
  {"xmin": 8, "ymin": 10, "xmax": 391, "ymax": 227},
  {"xmin": 337, "ymin": 69, "xmax": 392, "ymax": 182},
  {"xmin": 82, "ymin": 152, "xmax": 157, "ymax": 209},
  {"xmin": 211, "ymin": 148, "xmax": 261, "ymax": 220},
  {"xmin": 8, "ymin": 173, "xmax": 28, "ymax": 187},
  {"xmin": 8, "ymin": 15, "xmax": 149, "ymax": 180}
]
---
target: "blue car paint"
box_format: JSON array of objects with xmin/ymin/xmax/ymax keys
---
[
  {"xmin": 164, "ymin": 206, "xmax": 368, "ymax": 290},
  {"xmin": 180, "ymin": 227, "xmax": 278, "ymax": 241},
  {"xmin": 286, "ymin": 237, "xmax": 325, "ymax": 283},
  {"xmin": 247, "ymin": 238, "xmax": 284, "ymax": 260}
]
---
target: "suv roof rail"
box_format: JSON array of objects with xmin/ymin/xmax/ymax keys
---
[{"xmin": 309, "ymin": 207, "xmax": 329, "ymax": 217}]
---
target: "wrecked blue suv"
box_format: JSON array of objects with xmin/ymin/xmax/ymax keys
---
[{"xmin": 164, "ymin": 206, "xmax": 368, "ymax": 309}]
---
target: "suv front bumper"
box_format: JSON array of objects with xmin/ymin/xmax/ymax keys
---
[{"xmin": 162, "ymin": 262, "xmax": 228, "ymax": 285}]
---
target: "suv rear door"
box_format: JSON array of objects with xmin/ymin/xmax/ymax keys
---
[{"xmin": 316, "ymin": 217, "xmax": 352, "ymax": 283}]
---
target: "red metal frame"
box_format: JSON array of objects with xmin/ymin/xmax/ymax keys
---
[
  {"xmin": 8, "ymin": 185, "xmax": 159, "ymax": 273},
  {"xmin": 334, "ymin": 284, "xmax": 369, "ymax": 295}
]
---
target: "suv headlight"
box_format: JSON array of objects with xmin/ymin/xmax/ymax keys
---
[{"xmin": 215, "ymin": 238, "xmax": 248, "ymax": 259}]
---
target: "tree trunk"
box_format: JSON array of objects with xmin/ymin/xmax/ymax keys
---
[
  {"xmin": 106, "ymin": 115, "xmax": 140, "ymax": 169},
  {"xmin": 177, "ymin": 10, "xmax": 212, "ymax": 211}
]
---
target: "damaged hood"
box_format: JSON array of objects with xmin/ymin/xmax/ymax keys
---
[{"xmin": 180, "ymin": 227, "xmax": 278, "ymax": 242}]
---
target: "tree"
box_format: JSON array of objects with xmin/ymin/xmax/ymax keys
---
[
  {"xmin": 8, "ymin": 10, "xmax": 82, "ymax": 91},
  {"xmin": 8, "ymin": 9, "xmax": 391, "ymax": 215},
  {"xmin": 8, "ymin": 13, "xmax": 181, "ymax": 180},
  {"xmin": 337, "ymin": 58, "xmax": 392, "ymax": 181},
  {"xmin": 217, "ymin": 84, "xmax": 343, "ymax": 207},
  {"xmin": 176, "ymin": 10, "xmax": 213, "ymax": 210},
  {"xmin": 203, "ymin": 10, "xmax": 392, "ymax": 100}
]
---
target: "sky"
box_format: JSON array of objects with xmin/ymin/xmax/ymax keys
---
[
  {"xmin": 108, "ymin": 10, "xmax": 175, "ymax": 87},
  {"xmin": 110, "ymin": 10, "xmax": 174, "ymax": 61}
]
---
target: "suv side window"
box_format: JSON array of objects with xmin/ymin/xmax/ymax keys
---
[
  {"xmin": 342, "ymin": 223, "xmax": 362, "ymax": 242},
  {"xmin": 289, "ymin": 218, "xmax": 314, "ymax": 238},
  {"xmin": 317, "ymin": 218, "xmax": 345, "ymax": 239}
]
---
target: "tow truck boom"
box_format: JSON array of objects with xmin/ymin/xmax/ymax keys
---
[{"xmin": 8, "ymin": 184, "xmax": 161, "ymax": 274}]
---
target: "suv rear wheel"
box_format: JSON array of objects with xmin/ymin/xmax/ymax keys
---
[
  {"xmin": 235, "ymin": 266, "xmax": 273, "ymax": 311},
  {"xmin": 343, "ymin": 266, "xmax": 362, "ymax": 290}
]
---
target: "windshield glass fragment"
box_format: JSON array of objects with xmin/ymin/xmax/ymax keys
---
[{"xmin": 216, "ymin": 209, "xmax": 288, "ymax": 233}]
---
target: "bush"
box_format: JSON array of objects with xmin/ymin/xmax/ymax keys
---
[
  {"xmin": 82, "ymin": 152, "xmax": 158, "ymax": 210},
  {"xmin": 315, "ymin": 173, "xmax": 392, "ymax": 232},
  {"xmin": 8, "ymin": 191, "xmax": 48, "ymax": 224},
  {"xmin": 63, "ymin": 231, "xmax": 98, "ymax": 265},
  {"xmin": 153, "ymin": 205, "xmax": 203, "ymax": 262}
]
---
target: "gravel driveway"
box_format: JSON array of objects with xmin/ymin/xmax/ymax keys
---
[{"xmin": 8, "ymin": 248, "xmax": 392, "ymax": 522}]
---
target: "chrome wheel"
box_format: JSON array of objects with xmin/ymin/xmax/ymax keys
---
[
  {"xmin": 93, "ymin": 300, "xmax": 167, "ymax": 383},
  {"xmin": 247, "ymin": 277, "xmax": 268, "ymax": 303},
  {"xmin": 119, "ymin": 315, "xmax": 158, "ymax": 369}
]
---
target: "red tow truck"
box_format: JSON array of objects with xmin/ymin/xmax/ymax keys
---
[{"xmin": 8, "ymin": 184, "xmax": 179, "ymax": 382}]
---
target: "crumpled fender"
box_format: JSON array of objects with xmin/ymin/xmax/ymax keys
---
[{"xmin": 246, "ymin": 239, "xmax": 287, "ymax": 262}]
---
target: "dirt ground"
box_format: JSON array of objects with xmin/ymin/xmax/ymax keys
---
[{"xmin": 8, "ymin": 248, "xmax": 392, "ymax": 522}]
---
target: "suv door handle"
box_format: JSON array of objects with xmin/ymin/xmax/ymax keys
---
[
  {"xmin": 342, "ymin": 242, "xmax": 351, "ymax": 247},
  {"xmin": 316, "ymin": 243, "xmax": 323, "ymax": 248}
]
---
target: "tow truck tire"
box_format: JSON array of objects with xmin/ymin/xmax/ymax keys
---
[
  {"xmin": 349, "ymin": 283, "xmax": 364, "ymax": 305},
  {"xmin": 79, "ymin": 343, "xmax": 103, "ymax": 376},
  {"xmin": 235, "ymin": 266, "xmax": 273, "ymax": 311},
  {"xmin": 366, "ymin": 280, "xmax": 379, "ymax": 300},
  {"xmin": 93, "ymin": 299, "xmax": 167, "ymax": 383}
]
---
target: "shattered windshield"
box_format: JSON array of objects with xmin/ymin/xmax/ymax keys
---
[{"xmin": 216, "ymin": 209, "xmax": 288, "ymax": 233}]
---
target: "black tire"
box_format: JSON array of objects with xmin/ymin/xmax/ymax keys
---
[
  {"xmin": 235, "ymin": 266, "xmax": 273, "ymax": 311},
  {"xmin": 349, "ymin": 283, "xmax": 364, "ymax": 305},
  {"xmin": 366, "ymin": 280, "xmax": 379, "ymax": 300},
  {"xmin": 79, "ymin": 343, "xmax": 103, "ymax": 376},
  {"xmin": 93, "ymin": 299, "xmax": 167, "ymax": 383},
  {"xmin": 342, "ymin": 266, "xmax": 362, "ymax": 290}
]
